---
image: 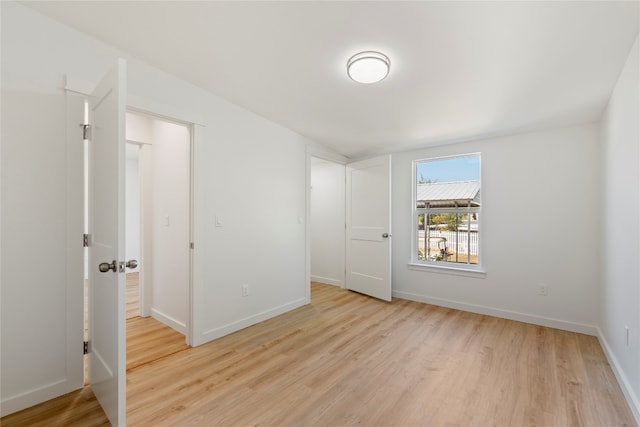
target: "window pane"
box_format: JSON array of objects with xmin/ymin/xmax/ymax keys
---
[
  {"xmin": 415, "ymin": 154, "xmax": 481, "ymax": 209},
  {"xmin": 416, "ymin": 213, "xmax": 479, "ymax": 264}
]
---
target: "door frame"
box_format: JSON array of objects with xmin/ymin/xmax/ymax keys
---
[{"xmin": 127, "ymin": 107, "xmax": 195, "ymax": 346}]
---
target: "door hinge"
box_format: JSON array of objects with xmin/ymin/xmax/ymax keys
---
[
  {"xmin": 83, "ymin": 233, "xmax": 90, "ymax": 247},
  {"xmin": 81, "ymin": 124, "xmax": 92, "ymax": 140},
  {"xmin": 84, "ymin": 341, "xmax": 89, "ymax": 355},
  {"xmin": 190, "ymin": 242, "xmax": 194, "ymax": 250}
]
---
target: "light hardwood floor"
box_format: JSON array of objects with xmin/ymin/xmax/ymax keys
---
[
  {"xmin": 127, "ymin": 316, "xmax": 189, "ymax": 371},
  {"xmin": 126, "ymin": 272, "xmax": 140, "ymax": 319},
  {"xmin": 124, "ymin": 272, "xmax": 189, "ymax": 371},
  {"xmin": 2, "ymin": 283, "xmax": 637, "ymax": 426}
]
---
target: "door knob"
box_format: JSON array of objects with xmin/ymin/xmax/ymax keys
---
[
  {"xmin": 382, "ymin": 233, "xmax": 392, "ymax": 238},
  {"xmin": 126, "ymin": 260, "xmax": 138, "ymax": 269},
  {"xmin": 99, "ymin": 260, "xmax": 117, "ymax": 273}
]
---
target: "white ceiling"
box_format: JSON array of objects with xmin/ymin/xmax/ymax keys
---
[{"xmin": 26, "ymin": 1, "xmax": 639, "ymax": 159}]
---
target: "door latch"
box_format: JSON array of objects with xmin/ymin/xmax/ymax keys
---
[{"xmin": 119, "ymin": 259, "xmax": 138, "ymax": 273}]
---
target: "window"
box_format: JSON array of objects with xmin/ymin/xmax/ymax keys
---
[{"xmin": 413, "ymin": 154, "xmax": 481, "ymax": 269}]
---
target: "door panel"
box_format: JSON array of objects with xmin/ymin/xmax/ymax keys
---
[
  {"xmin": 346, "ymin": 155, "xmax": 392, "ymax": 301},
  {"xmin": 88, "ymin": 58, "xmax": 127, "ymax": 426}
]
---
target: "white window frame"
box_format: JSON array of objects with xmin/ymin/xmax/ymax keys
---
[{"xmin": 410, "ymin": 154, "xmax": 485, "ymax": 276}]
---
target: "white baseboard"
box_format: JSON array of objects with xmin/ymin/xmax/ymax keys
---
[
  {"xmin": 311, "ymin": 275, "xmax": 342, "ymax": 287},
  {"xmin": 151, "ymin": 308, "xmax": 187, "ymax": 335},
  {"xmin": 195, "ymin": 297, "xmax": 308, "ymax": 346},
  {"xmin": 596, "ymin": 328, "xmax": 640, "ymax": 425},
  {"xmin": 392, "ymin": 290, "xmax": 598, "ymax": 336},
  {"xmin": 0, "ymin": 379, "xmax": 81, "ymax": 417}
]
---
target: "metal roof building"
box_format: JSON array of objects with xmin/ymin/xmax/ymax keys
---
[{"xmin": 416, "ymin": 181, "xmax": 481, "ymax": 208}]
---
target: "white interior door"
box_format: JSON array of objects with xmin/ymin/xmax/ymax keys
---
[
  {"xmin": 346, "ymin": 155, "xmax": 392, "ymax": 301},
  {"xmin": 87, "ymin": 58, "xmax": 127, "ymax": 426}
]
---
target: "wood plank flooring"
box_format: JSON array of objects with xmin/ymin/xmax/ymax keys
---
[
  {"xmin": 2, "ymin": 283, "xmax": 636, "ymax": 426},
  {"xmin": 126, "ymin": 272, "xmax": 140, "ymax": 319},
  {"xmin": 126, "ymin": 317, "xmax": 189, "ymax": 371}
]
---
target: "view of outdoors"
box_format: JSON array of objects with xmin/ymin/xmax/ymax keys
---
[{"xmin": 415, "ymin": 154, "xmax": 480, "ymax": 265}]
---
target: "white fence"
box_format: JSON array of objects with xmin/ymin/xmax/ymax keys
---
[{"xmin": 418, "ymin": 230, "xmax": 479, "ymax": 257}]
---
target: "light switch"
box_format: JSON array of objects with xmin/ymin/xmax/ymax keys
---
[
  {"xmin": 215, "ymin": 216, "xmax": 224, "ymax": 227},
  {"xmin": 163, "ymin": 215, "xmax": 170, "ymax": 227}
]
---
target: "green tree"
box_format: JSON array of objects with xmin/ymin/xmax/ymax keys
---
[
  {"xmin": 444, "ymin": 213, "xmax": 469, "ymax": 231},
  {"xmin": 418, "ymin": 175, "xmax": 437, "ymax": 184}
]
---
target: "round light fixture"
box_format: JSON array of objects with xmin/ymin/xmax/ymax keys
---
[{"xmin": 347, "ymin": 51, "xmax": 390, "ymax": 84}]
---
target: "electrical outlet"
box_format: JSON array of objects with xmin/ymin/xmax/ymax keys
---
[
  {"xmin": 537, "ymin": 284, "xmax": 548, "ymax": 296},
  {"xmin": 242, "ymin": 284, "xmax": 249, "ymax": 297}
]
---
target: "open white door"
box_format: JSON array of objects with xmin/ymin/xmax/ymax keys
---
[
  {"xmin": 346, "ymin": 155, "xmax": 392, "ymax": 301},
  {"xmin": 87, "ymin": 58, "xmax": 127, "ymax": 426}
]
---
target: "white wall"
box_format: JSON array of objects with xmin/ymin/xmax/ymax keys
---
[
  {"xmin": 150, "ymin": 119, "xmax": 190, "ymax": 334},
  {"xmin": 391, "ymin": 124, "xmax": 600, "ymax": 334},
  {"xmin": 310, "ymin": 157, "xmax": 345, "ymax": 287},
  {"xmin": 599, "ymin": 34, "xmax": 640, "ymax": 421},
  {"xmin": 1, "ymin": 1, "xmax": 317, "ymax": 414},
  {"xmin": 125, "ymin": 143, "xmax": 141, "ymax": 273},
  {"xmin": 191, "ymin": 121, "xmax": 307, "ymax": 343},
  {"xmin": 126, "ymin": 111, "xmax": 153, "ymax": 144},
  {"xmin": 1, "ymin": 85, "xmax": 84, "ymax": 415}
]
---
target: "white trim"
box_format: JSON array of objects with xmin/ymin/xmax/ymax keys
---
[
  {"xmin": 596, "ymin": 328, "xmax": 640, "ymax": 425},
  {"xmin": 305, "ymin": 153, "xmax": 312, "ymax": 305},
  {"xmin": 310, "ymin": 275, "xmax": 343, "ymax": 287},
  {"xmin": 407, "ymin": 262, "xmax": 486, "ymax": 278},
  {"xmin": 187, "ymin": 124, "xmax": 196, "ymax": 347},
  {"xmin": 306, "ymin": 142, "xmax": 349, "ymax": 165},
  {"xmin": 126, "ymin": 138, "xmax": 151, "ymax": 146},
  {"xmin": 411, "ymin": 153, "xmax": 483, "ymax": 270},
  {"xmin": 127, "ymin": 96, "xmax": 206, "ymax": 128},
  {"xmin": 151, "ymin": 309, "xmax": 187, "ymax": 335},
  {"xmin": 197, "ymin": 298, "xmax": 307, "ymax": 345},
  {"xmin": 393, "ymin": 290, "xmax": 598, "ymax": 336},
  {"xmin": 138, "ymin": 143, "xmax": 152, "ymax": 319}
]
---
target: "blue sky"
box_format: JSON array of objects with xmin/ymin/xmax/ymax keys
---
[{"xmin": 416, "ymin": 155, "xmax": 480, "ymax": 183}]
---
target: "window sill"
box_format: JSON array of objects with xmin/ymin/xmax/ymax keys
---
[{"xmin": 407, "ymin": 262, "xmax": 486, "ymax": 279}]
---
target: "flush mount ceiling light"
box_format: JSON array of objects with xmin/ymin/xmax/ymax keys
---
[{"xmin": 347, "ymin": 51, "xmax": 390, "ymax": 84}]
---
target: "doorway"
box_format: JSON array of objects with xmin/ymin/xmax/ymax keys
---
[
  {"xmin": 309, "ymin": 156, "xmax": 346, "ymax": 292},
  {"xmin": 125, "ymin": 142, "xmax": 141, "ymax": 319},
  {"xmin": 124, "ymin": 110, "xmax": 191, "ymax": 339}
]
